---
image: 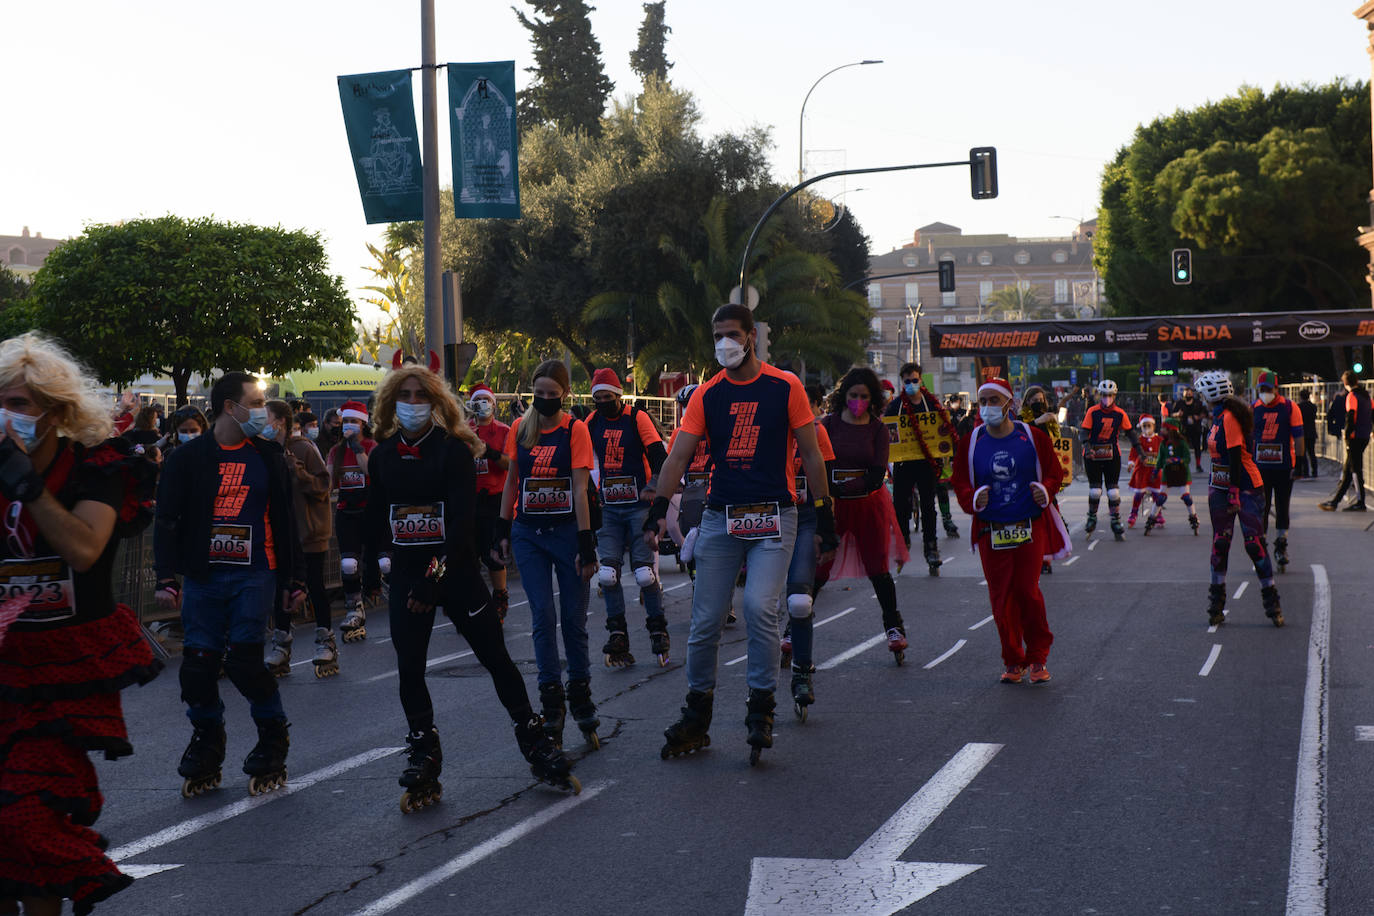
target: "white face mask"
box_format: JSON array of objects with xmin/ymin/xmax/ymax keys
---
[
  {"xmin": 304, "ymin": 427, "xmax": 319, "ymax": 441},
  {"xmin": 979, "ymin": 404, "xmax": 1006, "ymax": 428},
  {"xmin": 1259, "ymin": 391, "xmax": 1276, "ymax": 405},
  {"xmin": 470, "ymin": 399, "xmax": 494, "ymax": 418},
  {"xmin": 342, "ymin": 422, "xmax": 361, "ymax": 438},
  {"xmin": 715, "ymin": 337, "xmax": 747, "ymax": 370},
  {"xmin": 232, "ymin": 402, "xmax": 269, "ymax": 439},
  {"xmin": 396, "ymin": 401, "xmax": 432, "ymax": 433},
  {"xmin": 259, "ymin": 424, "xmax": 278, "ymax": 441},
  {"xmin": 178, "ymin": 432, "xmax": 199, "ymax": 444},
  {"xmin": 1, "ymin": 408, "xmax": 47, "ymax": 451}
]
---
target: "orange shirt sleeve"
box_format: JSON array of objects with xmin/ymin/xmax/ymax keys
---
[
  {"xmin": 1347, "ymin": 391, "xmax": 1358, "ymax": 413},
  {"xmin": 1119, "ymin": 408, "xmax": 1133, "ymax": 431},
  {"xmin": 786, "ymin": 375, "xmax": 812, "ymax": 429},
  {"xmin": 815, "ymin": 422, "xmax": 836, "ymax": 461},
  {"xmin": 681, "ymin": 386, "xmax": 707, "ymax": 436},
  {"xmin": 570, "ymin": 419, "xmax": 594, "ymax": 469},
  {"xmin": 1289, "ymin": 401, "xmax": 1303, "ymax": 437},
  {"xmin": 505, "ymin": 418, "xmax": 521, "ymax": 460},
  {"xmin": 635, "ymin": 409, "xmax": 662, "ymax": 445},
  {"xmin": 1081, "ymin": 405, "xmax": 1094, "ymax": 431},
  {"xmin": 1223, "ymin": 411, "xmax": 1243, "ymax": 444}
]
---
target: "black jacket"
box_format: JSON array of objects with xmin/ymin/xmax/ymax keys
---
[{"xmin": 154, "ymin": 431, "xmax": 305, "ymax": 587}]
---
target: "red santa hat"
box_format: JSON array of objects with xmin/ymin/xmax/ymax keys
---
[
  {"xmin": 591, "ymin": 368, "xmax": 623, "ymax": 397},
  {"xmin": 469, "ymin": 383, "xmax": 496, "ymax": 403},
  {"xmin": 340, "ymin": 400, "xmax": 368, "ymax": 423},
  {"xmin": 977, "ymin": 377, "xmax": 1014, "ymax": 402},
  {"xmin": 880, "ymin": 379, "xmax": 896, "ymax": 393}
]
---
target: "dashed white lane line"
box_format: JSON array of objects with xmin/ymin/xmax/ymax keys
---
[
  {"xmin": 1233, "ymin": 581, "xmax": 1249, "ymax": 601},
  {"xmin": 725, "ymin": 607, "xmax": 857, "ymax": 666},
  {"xmin": 1088, "ymin": 539, "xmax": 1099, "ymax": 551},
  {"xmin": 1063, "ymin": 555, "xmax": 1081, "ymax": 567},
  {"xmin": 968, "ymin": 616, "xmax": 994, "ymax": 631},
  {"xmin": 1198, "ymin": 644, "xmax": 1222, "ymax": 677},
  {"xmin": 1286, "ymin": 563, "xmax": 1331, "ymax": 913},
  {"xmin": 1355, "ymin": 726, "xmax": 1374, "ymax": 742},
  {"xmin": 976, "ymin": 579, "xmax": 987, "ymax": 586},
  {"xmin": 941, "ymin": 556, "xmax": 956, "ymax": 565},
  {"xmin": 109, "ymin": 747, "xmax": 402, "ymax": 863},
  {"xmin": 817, "ymin": 633, "xmax": 887, "ymax": 670},
  {"xmin": 348, "ymin": 780, "xmax": 613, "ymax": 916},
  {"xmin": 923, "ymin": 639, "xmax": 967, "ymax": 669}
]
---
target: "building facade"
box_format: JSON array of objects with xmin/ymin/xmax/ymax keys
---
[
  {"xmin": 0, "ymin": 227, "xmax": 64, "ymax": 278},
  {"xmin": 863, "ymin": 219, "xmax": 1102, "ymax": 394}
]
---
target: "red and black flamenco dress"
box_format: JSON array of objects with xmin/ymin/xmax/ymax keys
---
[{"xmin": 0, "ymin": 438, "xmax": 161, "ymax": 915}]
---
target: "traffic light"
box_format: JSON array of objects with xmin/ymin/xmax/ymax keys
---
[
  {"xmin": 970, "ymin": 147, "xmax": 998, "ymax": 199},
  {"xmin": 1172, "ymin": 248, "xmax": 1193, "ymax": 285},
  {"xmin": 1354, "ymin": 346, "xmax": 1366, "ymax": 374},
  {"xmin": 938, "ymin": 260, "xmax": 955, "ymax": 293}
]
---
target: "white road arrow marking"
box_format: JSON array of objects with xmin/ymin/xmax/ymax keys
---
[{"xmin": 744, "ymin": 742, "xmax": 1002, "ymax": 915}]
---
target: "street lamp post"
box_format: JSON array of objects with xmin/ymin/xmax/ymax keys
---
[{"xmin": 799, "ymin": 60, "xmax": 883, "ymax": 189}]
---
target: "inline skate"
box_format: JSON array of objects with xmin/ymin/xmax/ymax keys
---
[
  {"xmin": 745, "ymin": 689, "xmax": 776, "ymax": 766},
  {"xmin": 398, "ymin": 727, "xmax": 442, "ymax": 813},
  {"xmin": 312, "ymin": 627, "xmax": 339, "ymax": 678},
  {"xmin": 661, "ymin": 689, "xmax": 713, "ymax": 759},
  {"xmin": 603, "ymin": 615, "xmax": 634, "ymax": 668},
  {"xmin": 514, "ymin": 715, "xmax": 580, "ymax": 793},
  {"xmin": 646, "ymin": 615, "xmax": 670, "ymax": 667},
  {"xmin": 566, "ymin": 678, "xmax": 601, "ymax": 750},
  {"xmin": 243, "ymin": 717, "xmax": 289, "ymax": 796},
  {"xmin": 178, "ymin": 721, "xmax": 225, "ymax": 798}
]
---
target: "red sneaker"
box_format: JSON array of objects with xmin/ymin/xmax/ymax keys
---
[
  {"xmin": 1027, "ymin": 663, "xmax": 1051, "ymax": 684},
  {"xmin": 1000, "ymin": 666, "xmax": 1025, "ymax": 684}
]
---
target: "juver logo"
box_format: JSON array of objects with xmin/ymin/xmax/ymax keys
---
[{"xmin": 1299, "ymin": 320, "xmax": 1330, "ymax": 341}]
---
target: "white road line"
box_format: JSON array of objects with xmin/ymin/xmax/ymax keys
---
[
  {"xmin": 349, "ymin": 780, "xmax": 612, "ymax": 916},
  {"xmin": 1355, "ymin": 726, "xmax": 1374, "ymax": 742},
  {"xmin": 968, "ymin": 616, "xmax": 993, "ymax": 631},
  {"xmin": 923, "ymin": 640, "xmax": 967, "ymax": 669},
  {"xmin": 119, "ymin": 863, "xmax": 184, "ymax": 879},
  {"xmin": 725, "ymin": 607, "xmax": 857, "ymax": 667},
  {"xmin": 366, "ymin": 649, "xmax": 476, "ymax": 683},
  {"xmin": 941, "ymin": 556, "xmax": 955, "ymax": 565},
  {"xmin": 725, "ymin": 653, "xmax": 748, "ymax": 667},
  {"xmin": 664, "ymin": 581, "xmax": 691, "ymax": 592},
  {"xmin": 1233, "ymin": 581, "xmax": 1249, "ymax": 601},
  {"xmin": 817, "ymin": 633, "xmax": 887, "ymax": 670},
  {"xmin": 1286, "ymin": 564, "xmax": 1330, "ymax": 914},
  {"xmin": 976, "ymin": 579, "xmax": 987, "ymax": 586},
  {"xmin": 1063, "ymin": 556, "xmax": 1081, "ymax": 567},
  {"xmin": 109, "ymin": 747, "xmax": 402, "ymax": 862},
  {"xmin": 1088, "ymin": 539, "xmax": 1098, "ymax": 551},
  {"xmin": 1198, "ymin": 644, "xmax": 1222, "ymax": 677}
]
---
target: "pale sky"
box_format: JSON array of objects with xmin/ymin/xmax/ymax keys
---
[{"xmin": 4, "ymin": 0, "xmax": 1369, "ymax": 319}]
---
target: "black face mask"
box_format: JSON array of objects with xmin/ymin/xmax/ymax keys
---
[
  {"xmin": 533, "ymin": 396, "xmax": 562, "ymax": 417},
  {"xmin": 596, "ymin": 400, "xmax": 620, "ymax": 419},
  {"xmin": 1029, "ymin": 400, "xmax": 1047, "ymax": 416}
]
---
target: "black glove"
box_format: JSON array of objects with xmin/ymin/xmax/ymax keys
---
[
  {"xmin": 643, "ymin": 496, "xmax": 670, "ymax": 534},
  {"xmin": 814, "ymin": 497, "xmax": 839, "ymax": 554},
  {"xmin": 407, "ymin": 555, "xmax": 446, "ymax": 609},
  {"xmin": 577, "ymin": 529, "xmax": 597, "ymax": 568},
  {"xmin": 0, "ymin": 438, "xmax": 45, "ymax": 503},
  {"xmin": 348, "ymin": 436, "xmax": 364, "ymax": 454},
  {"xmin": 483, "ymin": 443, "xmax": 501, "ymax": 462},
  {"xmin": 490, "ymin": 517, "xmax": 512, "ymax": 568}
]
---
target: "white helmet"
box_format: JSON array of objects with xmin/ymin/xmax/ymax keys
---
[
  {"xmin": 1096, "ymin": 379, "xmax": 1118, "ymax": 398},
  {"xmin": 1193, "ymin": 370, "xmax": 1233, "ymax": 404}
]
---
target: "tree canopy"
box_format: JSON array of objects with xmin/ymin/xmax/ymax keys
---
[
  {"xmin": 514, "ymin": 0, "xmax": 615, "ymax": 136},
  {"xmin": 629, "ymin": 1, "xmax": 672, "ymax": 85},
  {"xmin": 26, "ymin": 216, "xmax": 355, "ymax": 403}
]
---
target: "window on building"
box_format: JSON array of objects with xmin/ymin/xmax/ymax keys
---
[
  {"xmin": 904, "ymin": 282, "xmax": 919, "ymax": 308},
  {"xmin": 939, "ymin": 252, "xmax": 955, "ymax": 264},
  {"xmin": 870, "ymin": 316, "xmax": 883, "ymax": 340},
  {"xmin": 1014, "ymin": 250, "xmax": 1030, "ymax": 265},
  {"xmin": 941, "ymin": 291, "xmax": 957, "ymax": 308},
  {"xmin": 902, "ymin": 253, "xmax": 917, "ymax": 267},
  {"xmin": 942, "ymin": 357, "xmax": 959, "ymax": 374},
  {"xmin": 977, "ymin": 251, "xmax": 992, "ymax": 266},
  {"xmin": 1054, "ymin": 278, "xmax": 1068, "ymax": 303},
  {"xmin": 867, "ymin": 283, "xmax": 882, "ymax": 309},
  {"xmin": 1052, "ymin": 250, "xmax": 1068, "ymax": 264},
  {"xmin": 979, "ymin": 279, "xmax": 993, "ymax": 303},
  {"xmin": 867, "ymin": 350, "xmax": 885, "ymax": 373},
  {"xmin": 6, "ymin": 248, "xmax": 23, "ymax": 266}
]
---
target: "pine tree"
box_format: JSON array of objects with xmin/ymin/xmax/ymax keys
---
[
  {"xmin": 629, "ymin": 1, "xmax": 672, "ymax": 84},
  {"xmin": 513, "ymin": 0, "xmax": 615, "ymax": 136}
]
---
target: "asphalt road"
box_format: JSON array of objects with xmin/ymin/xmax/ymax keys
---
[{"xmin": 88, "ymin": 474, "xmax": 1373, "ymax": 915}]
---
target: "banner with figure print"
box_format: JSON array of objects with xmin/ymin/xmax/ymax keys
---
[
  {"xmin": 448, "ymin": 61, "xmax": 521, "ymax": 219},
  {"xmin": 338, "ymin": 70, "xmax": 424, "ymax": 224}
]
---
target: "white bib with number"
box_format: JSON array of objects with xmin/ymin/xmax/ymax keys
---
[
  {"xmin": 390, "ymin": 503, "xmax": 446, "ymax": 547},
  {"xmin": 990, "ymin": 520, "xmax": 1032, "ymax": 550},
  {"xmin": 522, "ymin": 477, "xmax": 573, "ymax": 515},
  {"xmin": 1255, "ymin": 442, "xmax": 1283, "ymax": 465},
  {"xmin": 601, "ymin": 475, "xmax": 639, "ymax": 506},
  {"xmin": 209, "ymin": 524, "xmax": 252, "ymax": 566},
  {"xmin": 340, "ymin": 468, "xmax": 366, "ymax": 489},
  {"xmin": 726, "ymin": 502, "xmax": 782, "ymax": 540},
  {"xmin": 794, "ymin": 475, "xmax": 808, "ymax": 503},
  {"xmin": 1086, "ymin": 443, "xmax": 1115, "ymax": 461},
  {"xmin": 0, "ymin": 556, "xmax": 77, "ymax": 624},
  {"xmin": 475, "ymin": 457, "xmax": 489, "ymax": 476},
  {"xmin": 1210, "ymin": 468, "xmax": 1231, "ymax": 489}
]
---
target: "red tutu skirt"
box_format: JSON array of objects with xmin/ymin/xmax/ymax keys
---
[
  {"xmin": 1129, "ymin": 464, "xmax": 1162, "ymax": 491},
  {"xmin": 823, "ymin": 488, "xmax": 910, "ymax": 580},
  {"xmin": 0, "ymin": 604, "xmax": 161, "ymax": 913}
]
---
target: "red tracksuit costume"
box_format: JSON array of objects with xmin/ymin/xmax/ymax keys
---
[{"xmin": 952, "ymin": 420, "xmax": 1069, "ymax": 669}]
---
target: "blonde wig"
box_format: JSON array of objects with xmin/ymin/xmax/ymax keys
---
[
  {"xmin": 0, "ymin": 333, "xmax": 113, "ymax": 447},
  {"xmin": 372, "ymin": 365, "xmax": 481, "ymax": 455}
]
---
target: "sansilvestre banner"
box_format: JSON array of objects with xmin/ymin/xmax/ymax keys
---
[
  {"xmin": 337, "ymin": 70, "xmax": 423, "ymax": 224},
  {"xmin": 448, "ymin": 61, "xmax": 521, "ymax": 219},
  {"xmin": 930, "ymin": 310, "xmax": 1374, "ymax": 356}
]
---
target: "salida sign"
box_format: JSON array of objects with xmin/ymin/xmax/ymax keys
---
[{"xmin": 930, "ymin": 309, "xmax": 1374, "ymax": 356}]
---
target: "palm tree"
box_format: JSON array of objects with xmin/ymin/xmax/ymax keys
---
[
  {"xmin": 984, "ymin": 284, "xmax": 1047, "ymax": 321},
  {"xmin": 360, "ymin": 242, "xmax": 423, "ymax": 356}
]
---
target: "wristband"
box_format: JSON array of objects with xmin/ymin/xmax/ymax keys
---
[
  {"xmin": 643, "ymin": 496, "xmax": 670, "ymax": 532},
  {"xmin": 577, "ymin": 529, "xmax": 598, "ymax": 566},
  {"xmin": 156, "ymin": 579, "xmax": 180, "ymax": 596},
  {"xmin": 811, "ymin": 495, "xmax": 832, "ymax": 511}
]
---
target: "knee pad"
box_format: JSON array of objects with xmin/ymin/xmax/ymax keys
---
[
  {"xmin": 633, "ymin": 565, "xmax": 657, "ymax": 590},
  {"xmin": 340, "ymin": 556, "xmax": 359, "ymax": 577},
  {"xmin": 1155, "ymin": 492, "xmax": 1168, "ymax": 506},
  {"xmin": 598, "ymin": 565, "xmax": 620, "ymax": 588},
  {"xmin": 786, "ymin": 592, "xmax": 814, "ymax": 620},
  {"xmin": 179, "ymin": 648, "xmax": 223, "ymax": 708},
  {"xmin": 1181, "ymin": 492, "xmax": 1194, "ymax": 507},
  {"xmin": 223, "ymin": 643, "xmax": 279, "ymax": 704},
  {"xmin": 377, "ymin": 555, "xmax": 392, "ymax": 576},
  {"xmin": 1243, "ymin": 535, "xmax": 1265, "ymax": 558},
  {"xmin": 1088, "ymin": 487, "xmax": 1102, "ymax": 500},
  {"xmin": 1107, "ymin": 488, "xmax": 1120, "ymax": 502}
]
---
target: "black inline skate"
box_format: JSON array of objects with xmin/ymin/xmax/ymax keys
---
[
  {"xmin": 745, "ymin": 689, "xmax": 776, "ymax": 766},
  {"xmin": 661, "ymin": 689, "xmax": 713, "ymax": 759},
  {"xmin": 242, "ymin": 717, "xmax": 289, "ymax": 796},
  {"xmin": 1143, "ymin": 513, "xmax": 1156, "ymax": 536},
  {"xmin": 791, "ymin": 665, "xmax": 815, "ymax": 722},
  {"xmin": 1110, "ymin": 514, "xmax": 1125, "ymax": 541},
  {"xmin": 1083, "ymin": 513, "xmax": 1097, "ymax": 536},
  {"xmin": 924, "ymin": 542, "xmax": 941, "ymax": 577},
  {"xmin": 398, "ymin": 727, "xmax": 442, "ymax": 813},
  {"xmin": 1189, "ymin": 512, "xmax": 1200, "ymax": 535},
  {"xmin": 566, "ymin": 678, "xmax": 601, "ymax": 750},
  {"xmin": 603, "ymin": 615, "xmax": 634, "ymax": 668},
  {"xmin": 1262, "ymin": 585, "xmax": 1284, "ymax": 628},
  {"xmin": 178, "ymin": 721, "xmax": 226, "ymax": 798},
  {"xmin": 942, "ymin": 516, "xmax": 960, "ymax": 539},
  {"xmin": 1273, "ymin": 536, "xmax": 1289, "ymax": 573},
  {"xmin": 538, "ymin": 681, "xmax": 566, "ymax": 749},
  {"xmin": 1207, "ymin": 584, "xmax": 1227, "ymax": 627},
  {"xmin": 646, "ymin": 615, "xmax": 670, "ymax": 667},
  {"xmin": 515, "ymin": 715, "xmax": 580, "ymax": 793}
]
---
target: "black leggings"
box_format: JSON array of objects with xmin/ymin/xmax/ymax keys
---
[
  {"xmin": 1084, "ymin": 456, "xmax": 1122, "ymax": 490},
  {"xmin": 1260, "ymin": 469, "xmax": 1293, "ymax": 533},
  {"xmin": 389, "ymin": 568, "xmax": 531, "ymax": 733},
  {"xmin": 891, "ymin": 460, "xmax": 938, "ymax": 548},
  {"xmin": 271, "ymin": 551, "xmax": 332, "ymax": 631}
]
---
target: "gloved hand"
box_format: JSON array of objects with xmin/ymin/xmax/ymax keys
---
[
  {"xmin": 815, "ymin": 497, "xmax": 839, "ymax": 555},
  {"xmin": 407, "ymin": 555, "xmax": 446, "ymax": 611},
  {"xmin": 577, "ymin": 529, "xmax": 597, "ymax": 569},
  {"xmin": 490, "ymin": 517, "xmax": 512, "ymax": 568},
  {"xmin": 642, "ymin": 495, "xmax": 670, "ymax": 546},
  {"xmin": 0, "ymin": 437, "xmax": 45, "ymax": 503}
]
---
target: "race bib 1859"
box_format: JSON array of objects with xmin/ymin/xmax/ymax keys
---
[{"xmin": 990, "ymin": 520, "xmax": 1032, "ymax": 551}]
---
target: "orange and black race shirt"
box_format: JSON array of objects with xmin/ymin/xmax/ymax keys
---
[
  {"xmin": 680, "ymin": 363, "xmax": 813, "ymax": 507},
  {"xmin": 792, "ymin": 420, "xmax": 834, "ymax": 506},
  {"xmin": 1252, "ymin": 396, "xmax": 1303, "ymax": 468},
  {"xmin": 587, "ymin": 407, "xmax": 662, "ymax": 497},
  {"xmin": 211, "ymin": 440, "xmax": 276, "ymax": 570},
  {"xmin": 1207, "ymin": 408, "xmax": 1263, "ymax": 490},
  {"xmin": 1081, "ymin": 403, "xmax": 1132, "ymax": 461},
  {"xmin": 505, "ymin": 414, "xmax": 594, "ymax": 524}
]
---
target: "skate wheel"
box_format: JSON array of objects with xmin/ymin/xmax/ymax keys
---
[
  {"xmin": 660, "ymin": 746, "xmax": 670, "ymax": 760},
  {"xmin": 795, "ymin": 702, "xmax": 807, "ymax": 722},
  {"xmin": 894, "ymin": 651, "xmax": 905, "ymax": 666},
  {"xmin": 400, "ymin": 792, "xmax": 414, "ymax": 814},
  {"xmin": 749, "ymin": 746, "xmax": 762, "ymax": 766},
  {"xmin": 586, "ymin": 731, "xmax": 601, "ymax": 751},
  {"xmin": 566, "ymin": 774, "xmax": 582, "ymax": 795}
]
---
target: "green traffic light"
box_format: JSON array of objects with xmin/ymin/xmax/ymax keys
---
[
  {"xmin": 1355, "ymin": 362, "xmax": 1365, "ymax": 374},
  {"xmin": 1176, "ymin": 269, "xmax": 1188, "ymax": 280}
]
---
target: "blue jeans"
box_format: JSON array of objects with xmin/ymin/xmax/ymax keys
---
[
  {"xmin": 596, "ymin": 501, "xmax": 662, "ymax": 622},
  {"xmin": 513, "ymin": 520, "xmax": 591, "ymax": 686},
  {"xmin": 181, "ymin": 566, "xmax": 284, "ymax": 722},
  {"xmin": 686, "ymin": 507, "xmax": 797, "ymax": 694},
  {"xmin": 784, "ymin": 510, "xmax": 818, "ymax": 668}
]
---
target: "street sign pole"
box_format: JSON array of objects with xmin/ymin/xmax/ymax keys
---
[{"xmin": 421, "ymin": 0, "xmax": 443, "ymax": 374}]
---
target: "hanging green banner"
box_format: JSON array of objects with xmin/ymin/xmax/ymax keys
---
[
  {"xmin": 337, "ymin": 69, "xmax": 423, "ymax": 224},
  {"xmin": 448, "ymin": 61, "xmax": 521, "ymax": 219}
]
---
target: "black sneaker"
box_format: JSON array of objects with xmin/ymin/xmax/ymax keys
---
[
  {"xmin": 1319, "ymin": 501, "xmax": 1338, "ymax": 511},
  {"xmin": 1342, "ymin": 502, "xmax": 1367, "ymax": 512}
]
